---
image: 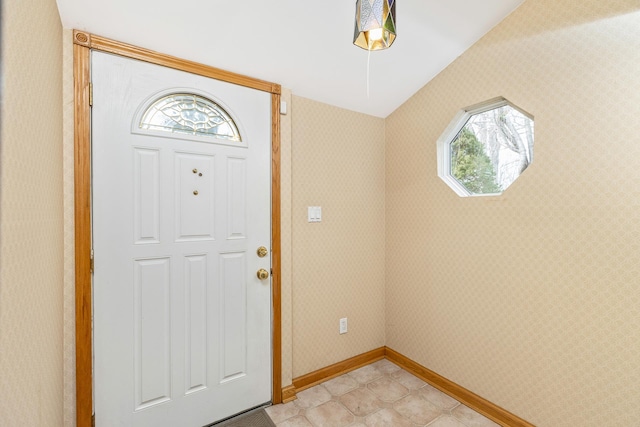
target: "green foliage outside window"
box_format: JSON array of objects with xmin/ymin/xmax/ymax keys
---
[
  {"xmin": 450, "ymin": 128, "xmax": 502, "ymax": 194},
  {"xmin": 437, "ymin": 98, "xmax": 534, "ymax": 197}
]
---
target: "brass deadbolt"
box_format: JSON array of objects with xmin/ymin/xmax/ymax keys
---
[{"xmin": 257, "ymin": 246, "xmax": 268, "ymax": 258}]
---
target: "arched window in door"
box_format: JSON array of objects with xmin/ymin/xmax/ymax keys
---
[{"xmin": 139, "ymin": 93, "xmax": 241, "ymax": 142}]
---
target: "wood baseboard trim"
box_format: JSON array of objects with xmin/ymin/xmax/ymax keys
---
[
  {"xmin": 281, "ymin": 385, "xmax": 297, "ymax": 403},
  {"xmin": 280, "ymin": 346, "xmax": 532, "ymax": 427},
  {"xmin": 384, "ymin": 347, "xmax": 534, "ymax": 427},
  {"xmin": 290, "ymin": 347, "xmax": 385, "ymax": 396}
]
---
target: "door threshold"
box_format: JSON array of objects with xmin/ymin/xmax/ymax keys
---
[{"xmin": 205, "ymin": 403, "xmax": 274, "ymax": 427}]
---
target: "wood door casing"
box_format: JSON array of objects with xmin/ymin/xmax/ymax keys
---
[{"xmin": 73, "ymin": 30, "xmax": 282, "ymax": 427}]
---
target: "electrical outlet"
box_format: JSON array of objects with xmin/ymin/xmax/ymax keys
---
[{"xmin": 339, "ymin": 317, "xmax": 348, "ymax": 334}]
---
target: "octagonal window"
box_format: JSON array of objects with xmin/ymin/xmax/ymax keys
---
[{"xmin": 437, "ymin": 98, "xmax": 534, "ymax": 197}]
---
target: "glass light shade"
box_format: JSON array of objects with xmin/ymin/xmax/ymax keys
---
[{"xmin": 353, "ymin": 0, "xmax": 396, "ymax": 51}]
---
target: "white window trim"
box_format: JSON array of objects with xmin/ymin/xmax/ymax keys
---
[{"xmin": 436, "ymin": 97, "xmax": 532, "ymax": 197}]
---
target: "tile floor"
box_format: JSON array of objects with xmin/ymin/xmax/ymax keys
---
[{"xmin": 265, "ymin": 359, "xmax": 500, "ymax": 427}]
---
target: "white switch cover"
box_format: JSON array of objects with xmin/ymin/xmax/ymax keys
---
[
  {"xmin": 339, "ymin": 317, "xmax": 348, "ymax": 334},
  {"xmin": 308, "ymin": 206, "xmax": 322, "ymax": 222}
]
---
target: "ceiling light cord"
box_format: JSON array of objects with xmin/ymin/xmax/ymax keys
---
[{"xmin": 367, "ymin": 45, "xmax": 372, "ymax": 99}]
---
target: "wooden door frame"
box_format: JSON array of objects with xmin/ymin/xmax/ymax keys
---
[{"xmin": 73, "ymin": 30, "xmax": 282, "ymax": 427}]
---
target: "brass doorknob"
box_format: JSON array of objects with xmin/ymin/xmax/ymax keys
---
[
  {"xmin": 257, "ymin": 246, "xmax": 268, "ymax": 258},
  {"xmin": 257, "ymin": 269, "xmax": 269, "ymax": 280}
]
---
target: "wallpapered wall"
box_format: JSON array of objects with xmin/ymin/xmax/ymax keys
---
[
  {"xmin": 291, "ymin": 96, "xmax": 386, "ymax": 377},
  {"xmin": 385, "ymin": 0, "xmax": 640, "ymax": 426},
  {"xmin": 0, "ymin": 0, "xmax": 65, "ymax": 425},
  {"xmin": 280, "ymin": 88, "xmax": 294, "ymax": 387},
  {"xmin": 50, "ymin": 1, "xmax": 640, "ymax": 425},
  {"xmin": 62, "ymin": 28, "xmax": 76, "ymax": 427}
]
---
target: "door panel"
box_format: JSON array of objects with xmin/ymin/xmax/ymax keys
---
[
  {"xmin": 133, "ymin": 148, "xmax": 161, "ymax": 243},
  {"xmin": 174, "ymin": 152, "xmax": 216, "ymax": 241},
  {"xmin": 92, "ymin": 51, "xmax": 272, "ymax": 427},
  {"xmin": 219, "ymin": 252, "xmax": 248, "ymax": 380},
  {"xmin": 134, "ymin": 257, "xmax": 171, "ymax": 410}
]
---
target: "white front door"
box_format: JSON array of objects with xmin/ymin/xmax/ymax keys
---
[{"xmin": 92, "ymin": 51, "xmax": 272, "ymax": 427}]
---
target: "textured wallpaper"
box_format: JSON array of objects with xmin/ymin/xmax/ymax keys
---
[
  {"xmin": 280, "ymin": 88, "xmax": 294, "ymax": 387},
  {"xmin": 62, "ymin": 28, "xmax": 76, "ymax": 427},
  {"xmin": 0, "ymin": 0, "xmax": 65, "ymax": 425},
  {"xmin": 55, "ymin": 1, "xmax": 640, "ymax": 425},
  {"xmin": 291, "ymin": 96, "xmax": 386, "ymax": 377},
  {"xmin": 385, "ymin": 1, "xmax": 640, "ymax": 426}
]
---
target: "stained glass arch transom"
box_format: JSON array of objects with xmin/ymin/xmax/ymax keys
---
[{"xmin": 139, "ymin": 93, "xmax": 241, "ymax": 142}]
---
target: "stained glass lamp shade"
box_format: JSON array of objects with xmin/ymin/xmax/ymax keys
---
[{"xmin": 353, "ymin": 0, "xmax": 396, "ymax": 51}]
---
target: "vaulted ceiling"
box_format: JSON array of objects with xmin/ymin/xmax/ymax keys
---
[{"xmin": 56, "ymin": 0, "xmax": 524, "ymax": 117}]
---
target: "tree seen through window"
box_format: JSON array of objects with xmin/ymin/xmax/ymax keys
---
[{"xmin": 447, "ymin": 102, "xmax": 534, "ymax": 196}]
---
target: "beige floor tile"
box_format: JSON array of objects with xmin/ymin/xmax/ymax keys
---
[
  {"xmin": 364, "ymin": 408, "xmax": 414, "ymax": 427},
  {"xmin": 266, "ymin": 401, "xmax": 300, "ymax": 424},
  {"xmin": 348, "ymin": 364, "xmax": 385, "ymax": 384},
  {"xmin": 451, "ymin": 404, "xmax": 500, "ymax": 427},
  {"xmin": 266, "ymin": 363, "xmax": 500, "ymax": 427},
  {"xmin": 323, "ymin": 374, "xmax": 360, "ymax": 396},
  {"xmin": 276, "ymin": 415, "xmax": 314, "ymax": 427},
  {"xmin": 339, "ymin": 387, "xmax": 382, "ymax": 416},
  {"xmin": 426, "ymin": 415, "xmax": 468, "ymax": 427},
  {"xmin": 294, "ymin": 385, "xmax": 332, "ymax": 409},
  {"xmin": 391, "ymin": 369, "xmax": 427, "ymax": 390},
  {"xmin": 419, "ymin": 384, "xmax": 460, "ymax": 410},
  {"xmin": 393, "ymin": 394, "xmax": 443, "ymax": 425},
  {"xmin": 305, "ymin": 401, "xmax": 354, "ymax": 427},
  {"xmin": 369, "ymin": 359, "xmax": 401, "ymax": 375},
  {"xmin": 367, "ymin": 377, "xmax": 410, "ymax": 402}
]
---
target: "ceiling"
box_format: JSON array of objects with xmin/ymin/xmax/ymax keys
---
[{"xmin": 56, "ymin": 0, "xmax": 524, "ymax": 118}]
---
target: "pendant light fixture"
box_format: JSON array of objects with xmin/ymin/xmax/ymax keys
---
[{"xmin": 353, "ymin": 0, "xmax": 396, "ymax": 51}]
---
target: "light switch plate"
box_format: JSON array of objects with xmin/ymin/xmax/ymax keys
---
[
  {"xmin": 308, "ymin": 206, "xmax": 322, "ymax": 222},
  {"xmin": 339, "ymin": 317, "xmax": 348, "ymax": 334}
]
